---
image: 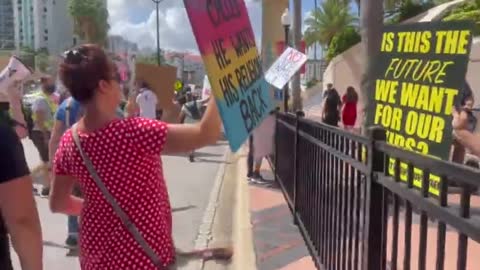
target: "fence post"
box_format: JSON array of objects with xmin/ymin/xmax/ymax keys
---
[
  {"xmin": 364, "ymin": 126, "xmax": 387, "ymax": 270},
  {"xmin": 292, "ymin": 110, "xmax": 305, "ymax": 225}
]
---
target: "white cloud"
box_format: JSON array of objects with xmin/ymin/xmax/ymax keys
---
[{"xmin": 107, "ymin": 0, "xmax": 262, "ymax": 53}]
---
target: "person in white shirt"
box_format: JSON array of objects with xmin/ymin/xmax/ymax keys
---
[{"xmin": 135, "ymin": 81, "xmax": 158, "ymax": 119}]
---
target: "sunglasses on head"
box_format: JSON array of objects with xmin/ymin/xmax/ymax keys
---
[{"xmin": 63, "ymin": 49, "xmax": 87, "ymax": 65}]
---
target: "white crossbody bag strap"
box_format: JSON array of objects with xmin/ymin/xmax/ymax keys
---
[{"xmin": 71, "ymin": 124, "xmax": 165, "ymax": 269}]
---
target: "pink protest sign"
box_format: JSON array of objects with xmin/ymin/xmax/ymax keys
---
[{"xmin": 183, "ymin": 0, "xmax": 274, "ymax": 152}]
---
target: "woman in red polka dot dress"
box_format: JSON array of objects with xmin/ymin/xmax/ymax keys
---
[{"xmin": 49, "ymin": 45, "xmax": 222, "ymax": 269}]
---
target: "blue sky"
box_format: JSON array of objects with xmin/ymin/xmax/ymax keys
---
[{"xmin": 107, "ymin": 0, "xmax": 358, "ymax": 55}]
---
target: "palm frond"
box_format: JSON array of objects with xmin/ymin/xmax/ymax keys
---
[{"xmin": 304, "ymin": 0, "xmax": 357, "ymax": 46}]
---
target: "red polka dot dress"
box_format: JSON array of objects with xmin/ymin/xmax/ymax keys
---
[{"xmin": 54, "ymin": 117, "xmax": 175, "ymax": 269}]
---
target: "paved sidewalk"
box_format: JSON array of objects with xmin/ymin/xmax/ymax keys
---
[{"xmin": 248, "ymin": 161, "xmax": 316, "ymax": 270}]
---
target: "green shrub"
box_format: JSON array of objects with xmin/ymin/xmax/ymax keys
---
[
  {"xmin": 326, "ymin": 27, "xmax": 361, "ymax": 61},
  {"xmin": 35, "ymin": 53, "xmax": 50, "ymax": 73},
  {"xmin": 398, "ymin": 1, "xmax": 435, "ymax": 21},
  {"xmin": 437, "ymin": 0, "xmax": 480, "ymax": 36},
  {"xmin": 306, "ymin": 79, "xmax": 319, "ymax": 89},
  {"xmin": 444, "ymin": 0, "xmax": 478, "ymax": 16},
  {"xmin": 385, "ymin": 0, "xmax": 435, "ymax": 25}
]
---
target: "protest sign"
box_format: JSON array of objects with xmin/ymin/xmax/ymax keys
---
[
  {"xmin": 135, "ymin": 63, "xmax": 177, "ymax": 122},
  {"xmin": 366, "ymin": 21, "xmax": 474, "ymax": 196},
  {"xmin": 253, "ymin": 114, "xmax": 275, "ymax": 160},
  {"xmin": 265, "ymin": 47, "xmax": 307, "ymax": 89},
  {"xmin": 202, "ymin": 75, "xmax": 212, "ymax": 99},
  {"xmin": 174, "ymin": 80, "xmax": 183, "ymax": 93},
  {"xmin": 184, "ymin": 0, "xmax": 273, "ymax": 152}
]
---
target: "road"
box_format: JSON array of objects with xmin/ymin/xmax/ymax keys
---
[{"xmin": 10, "ymin": 138, "xmax": 228, "ymax": 270}]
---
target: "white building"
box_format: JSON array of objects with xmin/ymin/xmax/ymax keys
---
[
  {"xmin": 165, "ymin": 52, "xmax": 205, "ymax": 86},
  {"xmin": 107, "ymin": 35, "xmax": 138, "ymax": 55},
  {"xmin": 0, "ymin": 0, "xmax": 15, "ymax": 49},
  {"xmin": 13, "ymin": 0, "xmax": 75, "ymax": 55}
]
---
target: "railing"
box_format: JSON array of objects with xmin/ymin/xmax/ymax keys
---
[{"xmin": 273, "ymin": 112, "xmax": 480, "ymax": 270}]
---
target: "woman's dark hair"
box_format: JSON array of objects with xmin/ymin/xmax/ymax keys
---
[
  {"xmin": 345, "ymin": 86, "xmax": 358, "ymax": 103},
  {"xmin": 59, "ymin": 44, "xmax": 113, "ymax": 103},
  {"xmin": 139, "ymin": 81, "xmax": 150, "ymax": 89}
]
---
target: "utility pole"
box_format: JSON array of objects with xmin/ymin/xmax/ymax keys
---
[
  {"xmin": 292, "ymin": 0, "xmax": 303, "ymax": 111},
  {"xmin": 152, "ymin": 0, "xmax": 164, "ymax": 66}
]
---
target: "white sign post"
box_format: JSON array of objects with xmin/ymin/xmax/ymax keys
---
[{"xmin": 265, "ymin": 47, "xmax": 308, "ymax": 90}]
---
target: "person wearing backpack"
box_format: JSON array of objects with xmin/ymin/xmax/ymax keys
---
[
  {"xmin": 178, "ymin": 92, "xmax": 209, "ymax": 162},
  {"xmin": 49, "ymin": 97, "xmax": 83, "ymax": 249},
  {"xmin": 322, "ymin": 87, "xmax": 341, "ymax": 127}
]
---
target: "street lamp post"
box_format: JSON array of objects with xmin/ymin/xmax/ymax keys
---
[
  {"xmin": 152, "ymin": 0, "xmax": 164, "ymax": 66},
  {"xmin": 281, "ymin": 8, "xmax": 291, "ymax": 112}
]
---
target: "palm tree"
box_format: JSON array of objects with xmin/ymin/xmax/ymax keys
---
[
  {"xmin": 304, "ymin": 0, "xmax": 356, "ymax": 48},
  {"xmin": 68, "ymin": 0, "xmax": 110, "ymax": 45}
]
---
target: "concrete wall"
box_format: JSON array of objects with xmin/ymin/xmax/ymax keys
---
[
  {"xmin": 261, "ymin": 0, "xmax": 289, "ymax": 109},
  {"xmin": 468, "ymin": 39, "xmax": 480, "ymax": 104}
]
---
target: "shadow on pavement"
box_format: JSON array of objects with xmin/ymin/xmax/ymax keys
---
[
  {"xmin": 192, "ymin": 151, "xmax": 224, "ymax": 158},
  {"xmin": 43, "ymin": 240, "xmax": 79, "ymax": 257},
  {"xmin": 171, "ymin": 205, "xmax": 196, "ymax": 213},
  {"xmin": 195, "ymin": 158, "xmax": 231, "ymax": 164}
]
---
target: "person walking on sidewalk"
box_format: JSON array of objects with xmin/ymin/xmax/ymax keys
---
[
  {"xmin": 29, "ymin": 75, "xmax": 58, "ymax": 197},
  {"xmin": 0, "ymin": 89, "xmax": 43, "ymax": 270},
  {"xmin": 135, "ymin": 81, "xmax": 158, "ymax": 120},
  {"xmin": 49, "ymin": 96, "xmax": 84, "ymax": 249},
  {"xmin": 49, "ymin": 44, "xmax": 221, "ymax": 269},
  {"xmin": 341, "ymin": 86, "xmax": 358, "ymax": 131},
  {"xmin": 322, "ymin": 87, "xmax": 341, "ymax": 127},
  {"xmin": 178, "ymin": 91, "xmax": 209, "ymax": 162}
]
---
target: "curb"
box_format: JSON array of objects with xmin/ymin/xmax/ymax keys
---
[
  {"xmin": 184, "ymin": 150, "xmax": 229, "ymax": 270},
  {"xmin": 231, "ymin": 149, "xmax": 257, "ymax": 270}
]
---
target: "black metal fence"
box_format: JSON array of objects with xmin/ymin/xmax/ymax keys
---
[{"xmin": 273, "ymin": 112, "xmax": 480, "ymax": 270}]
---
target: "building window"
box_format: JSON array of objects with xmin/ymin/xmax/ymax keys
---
[
  {"xmin": 44, "ymin": 36, "xmax": 48, "ymax": 41},
  {"xmin": 44, "ymin": 29, "xmax": 48, "ymax": 34},
  {"xmin": 44, "ymin": 7, "xmax": 47, "ymax": 12}
]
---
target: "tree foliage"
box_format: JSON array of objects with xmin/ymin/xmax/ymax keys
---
[
  {"xmin": 18, "ymin": 47, "xmax": 51, "ymax": 72},
  {"xmin": 304, "ymin": 0, "xmax": 356, "ymax": 47},
  {"xmin": 385, "ymin": 0, "xmax": 435, "ymax": 24},
  {"xmin": 136, "ymin": 53, "xmax": 165, "ymax": 66},
  {"xmin": 326, "ymin": 27, "xmax": 361, "ymax": 61},
  {"xmin": 35, "ymin": 53, "xmax": 50, "ymax": 73},
  {"xmin": 443, "ymin": 0, "xmax": 480, "ymax": 36},
  {"xmin": 68, "ymin": 0, "xmax": 110, "ymax": 45}
]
